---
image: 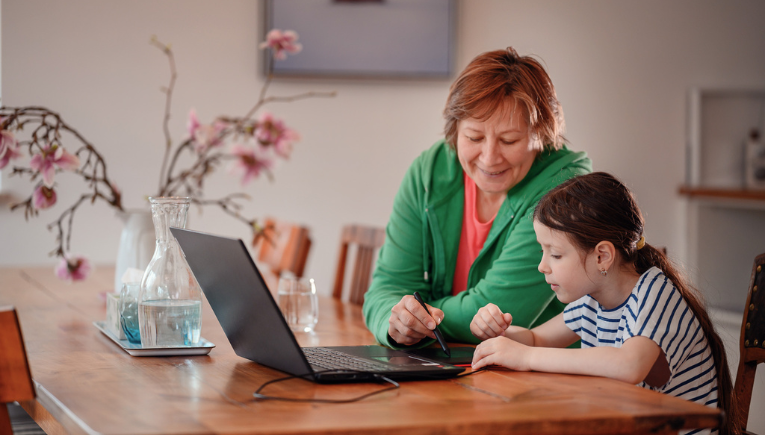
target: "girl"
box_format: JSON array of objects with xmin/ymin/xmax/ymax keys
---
[{"xmin": 470, "ymin": 172, "xmax": 737, "ymax": 435}]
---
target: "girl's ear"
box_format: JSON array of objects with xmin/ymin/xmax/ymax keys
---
[{"xmin": 594, "ymin": 241, "xmax": 616, "ymax": 271}]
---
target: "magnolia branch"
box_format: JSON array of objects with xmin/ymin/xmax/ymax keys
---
[
  {"xmin": 1, "ymin": 30, "xmax": 334, "ymax": 281},
  {"xmin": 151, "ymin": 36, "xmax": 178, "ymax": 195},
  {"xmin": 1, "ymin": 106, "xmax": 123, "ymax": 262},
  {"xmin": 242, "ymin": 91, "xmax": 337, "ymax": 124}
]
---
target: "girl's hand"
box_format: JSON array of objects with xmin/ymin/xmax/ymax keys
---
[
  {"xmin": 470, "ymin": 303, "xmax": 513, "ymax": 341},
  {"xmin": 472, "ymin": 336, "xmax": 532, "ymax": 371}
]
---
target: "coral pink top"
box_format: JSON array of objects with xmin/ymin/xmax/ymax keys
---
[{"xmin": 452, "ymin": 173, "xmax": 496, "ymax": 295}]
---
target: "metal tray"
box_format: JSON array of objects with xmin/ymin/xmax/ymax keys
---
[{"xmin": 93, "ymin": 321, "xmax": 215, "ymax": 357}]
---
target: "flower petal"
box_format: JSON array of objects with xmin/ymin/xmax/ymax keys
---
[
  {"xmin": 54, "ymin": 149, "xmax": 80, "ymax": 171},
  {"xmin": 41, "ymin": 164, "xmax": 56, "ymax": 187},
  {"xmin": 29, "ymin": 153, "xmax": 44, "ymax": 171},
  {"xmin": 187, "ymin": 108, "xmax": 200, "ymax": 137},
  {"xmin": 33, "ymin": 185, "xmax": 57, "ymax": 209}
]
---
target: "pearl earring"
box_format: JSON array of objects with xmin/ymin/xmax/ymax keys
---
[{"xmin": 600, "ymin": 269, "xmax": 608, "ymax": 276}]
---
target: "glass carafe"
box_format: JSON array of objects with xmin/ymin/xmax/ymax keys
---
[{"xmin": 138, "ymin": 197, "xmax": 202, "ymax": 347}]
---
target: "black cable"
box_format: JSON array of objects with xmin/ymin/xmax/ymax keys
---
[
  {"xmin": 253, "ymin": 370, "xmax": 399, "ymax": 403},
  {"xmin": 251, "ymin": 367, "xmax": 487, "ymax": 404}
]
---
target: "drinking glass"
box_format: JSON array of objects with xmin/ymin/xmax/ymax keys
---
[
  {"xmin": 120, "ymin": 282, "xmax": 142, "ymax": 344},
  {"xmin": 277, "ymin": 275, "xmax": 319, "ymax": 333}
]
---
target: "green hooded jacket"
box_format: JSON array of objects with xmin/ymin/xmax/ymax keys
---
[{"xmin": 362, "ymin": 140, "xmax": 592, "ymax": 347}]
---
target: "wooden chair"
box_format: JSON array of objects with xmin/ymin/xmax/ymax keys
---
[
  {"xmin": 0, "ymin": 307, "xmax": 35, "ymax": 435},
  {"xmin": 253, "ymin": 217, "xmax": 312, "ymax": 279},
  {"xmin": 332, "ymin": 224, "xmax": 386, "ymax": 305},
  {"xmin": 734, "ymin": 252, "xmax": 765, "ymax": 434}
]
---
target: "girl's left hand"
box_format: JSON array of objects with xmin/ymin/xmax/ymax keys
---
[{"xmin": 472, "ymin": 336, "xmax": 532, "ymax": 371}]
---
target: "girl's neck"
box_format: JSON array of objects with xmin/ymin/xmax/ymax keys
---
[{"xmin": 592, "ymin": 266, "xmax": 642, "ymax": 310}]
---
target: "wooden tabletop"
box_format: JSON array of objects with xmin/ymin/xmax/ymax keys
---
[{"xmin": 1, "ymin": 266, "xmax": 722, "ymax": 435}]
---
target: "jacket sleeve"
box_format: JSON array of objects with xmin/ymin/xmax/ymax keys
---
[{"xmin": 362, "ymin": 156, "xmax": 433, "ymax": 347}]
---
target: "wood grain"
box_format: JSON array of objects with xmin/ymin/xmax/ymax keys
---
[{"xmin": 0, "ymin": 266, "xmax": 721, "ymax": 435}]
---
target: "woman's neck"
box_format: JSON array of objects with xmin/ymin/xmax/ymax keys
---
[{"xmin": 475, "ymin": 189, "xmax": 505, "ymax": 223}]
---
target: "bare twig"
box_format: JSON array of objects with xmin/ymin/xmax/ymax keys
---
[
  {"xmin": 150, "ymin": 36, "xmax": 178, "ymax": 195},
  {"xmin": 0, "ymin": 106, "xmax": 123, "ymax": 261},
  {"xmin": 1, "ymin": 31, "xmax": 335, "ymax": 280}
]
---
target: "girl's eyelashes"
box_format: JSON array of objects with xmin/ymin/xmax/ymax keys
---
[{"xmin": 539, "ymin": 248, "xmax": 560, "ymax": 259}]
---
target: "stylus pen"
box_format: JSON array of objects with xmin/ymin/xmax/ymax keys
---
[{"xmin": 412, "ymin": 292, "xmax": 451, "ymax": 357}]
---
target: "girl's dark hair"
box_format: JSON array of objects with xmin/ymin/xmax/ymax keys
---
[
  {"xmin": 534, "ymin": 172, "xmax": 739, "ymax": 435},
  {"xmin": 443, "ymin": 47, "xmax": 566, "ymax": 152}
]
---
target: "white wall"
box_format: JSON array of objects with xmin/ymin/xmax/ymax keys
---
[
  {"xmin": 3, "ymin": 0, "xmax": 765, "ymax": 290},
  {"xmin": 3, "ymin": 0, "xmax": 765, "ymax": 291},
  {"xmin": 2, "ymin": 0, "xmax": 765, "ymax": 429}
]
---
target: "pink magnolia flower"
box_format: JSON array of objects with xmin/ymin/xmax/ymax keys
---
[
  {"xmin": 29, "ymin": 144, "xmax": 80, "ymax": 187},
  {"xmin": 55, "ymin": 255, "xmax": 92, "ymax": 282},
  {"xmin": 255, "ymin": 112, "xmax": 300, "ymax": 158},
  {"xmin": 0, "ymin": 130, "xmax": 21, "ymax": 169},
  {"xmin": 187, "ymin": 109, "xmax": 227, "ymax": 154},
  {"xmin": 259, "ymin": 29, "xmax": 302, "ymax": 60},
  {"xmin": 187, "ymin": 108, "xmax": 201, "ymax": 138},
  {"xmin": 33, "ymin": 185, "xmax": 57, "ymax": 209},
  {"xmin": 229, "ymin": 143, "xmax": 274, "ymax": 185}
]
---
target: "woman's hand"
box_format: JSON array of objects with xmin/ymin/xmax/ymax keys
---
[
  {"xmin": 472, "ymin": 336, "xmax": 532, "ymax": 371},
  {"xmin": 470, "ymin": 303, "xmax": 513, "ymax": 341},
  {"xmin": 388, "ymin": 295, "xmax": 444, "ymax": 346}
]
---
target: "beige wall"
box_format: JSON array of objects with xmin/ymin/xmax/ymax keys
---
[{"xmin": 2, "ymin": 0, "xmax": 765, "ymax": 294}]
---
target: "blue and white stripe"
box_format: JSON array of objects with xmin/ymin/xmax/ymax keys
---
[{"xmin": 563, "ymin": 267, "xmax": 718, "ymax": 435}]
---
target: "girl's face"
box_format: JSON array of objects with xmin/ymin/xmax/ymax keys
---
[
  {"xmin": 456, "ymin": 98, "xmax": 540, "ymax": 201},
  {"xmin": 533, "ymin": 220, "xmax": 602, "ymax": 304}
]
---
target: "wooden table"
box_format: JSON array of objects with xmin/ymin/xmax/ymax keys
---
[{"xmin": 1, "ymin": 266, "xmax": 722, "ymax": 435}]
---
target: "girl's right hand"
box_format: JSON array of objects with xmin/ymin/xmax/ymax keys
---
[{"xmin": 470, "ymin": 303, "xmax": 513, "ymax": 341}]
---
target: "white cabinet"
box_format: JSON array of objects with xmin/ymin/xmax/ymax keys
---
[{"xmin": 680, "ymin": 88, "xmax": 765, "ymax": 312}]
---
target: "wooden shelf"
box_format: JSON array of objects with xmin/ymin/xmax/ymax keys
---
[{"xmin": 678, "ymin": 186, "xmax": 765, "ymax": 202}]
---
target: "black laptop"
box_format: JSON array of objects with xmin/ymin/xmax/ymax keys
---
[{"xmin": 170, "ymin": 227, "xmax": 465, "ymax": 383}]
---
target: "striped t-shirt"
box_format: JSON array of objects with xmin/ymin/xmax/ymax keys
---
[{"xmin": 563, "ymin": 267, "xmax": 718, "ymax": 435}]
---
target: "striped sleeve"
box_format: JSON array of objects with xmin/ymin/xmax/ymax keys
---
[
  {"xmin": 624, "ymin": 268, "xmax": 701, "ymax": 371},
  {"xmin": 563, "ymin": 296, "xmax": 598, "ymax": 348},
  {"xmin": 624, "ymin": 268, "xmax": 718, "ymax": 419}
]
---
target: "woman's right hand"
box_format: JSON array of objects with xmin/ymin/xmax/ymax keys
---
[
  {"xmin": 388, "ymin": 295, "xmax": 444, "ymax": 346},
  {"xmin": 470, "ymin": 303, "xmax": 513, "ymax": 341}
]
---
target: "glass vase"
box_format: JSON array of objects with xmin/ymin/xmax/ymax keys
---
[{"xmin": 138, "ymin": 197, "xmax": 202, "ymax": 347}]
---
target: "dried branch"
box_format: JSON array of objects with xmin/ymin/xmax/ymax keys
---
[
  {"xmin": 0, "ymin": 106, "xmax": 123, "ymax": 262},
  {"xmin": 1, "ymin": 29, "xmax": 334, "ymax": 281},
  {"xmin": 150, "ymin": 36, "xmax": 178, "ymax": 195}
]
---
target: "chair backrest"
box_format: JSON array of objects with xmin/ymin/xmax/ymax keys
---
[
  {"xmin": 332, "ymin": 224, "xmax": 386, "ymax": 305},
  {"xmin": 0, "ymin": 307, "xmax": 35, "ymax": 435},
  {"xmin": 254, "ymin": 218, "xmax": 312, "ymax": 279},
  {"xmin": 733, "ymin": 252, "xmax": 765, "ymax": 433}
]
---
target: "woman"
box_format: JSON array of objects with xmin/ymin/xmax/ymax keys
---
[{"xmin": 362, "ymin": 47, "xmax": 592, "ymax": 347}]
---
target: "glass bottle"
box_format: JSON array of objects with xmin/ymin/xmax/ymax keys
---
[{"xmin": 138, "ymin": 197, "xmax": 202, "ymax": 347}]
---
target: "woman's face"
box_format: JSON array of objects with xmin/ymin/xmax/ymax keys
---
[{"xmin": 456, "ymin": 99, "xmax": 540, "ymax": 198}]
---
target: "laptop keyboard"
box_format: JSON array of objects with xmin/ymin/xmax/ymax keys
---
[{"xmin": 302, "ymin": 347, "xmax": 400, "ymax": 372}]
